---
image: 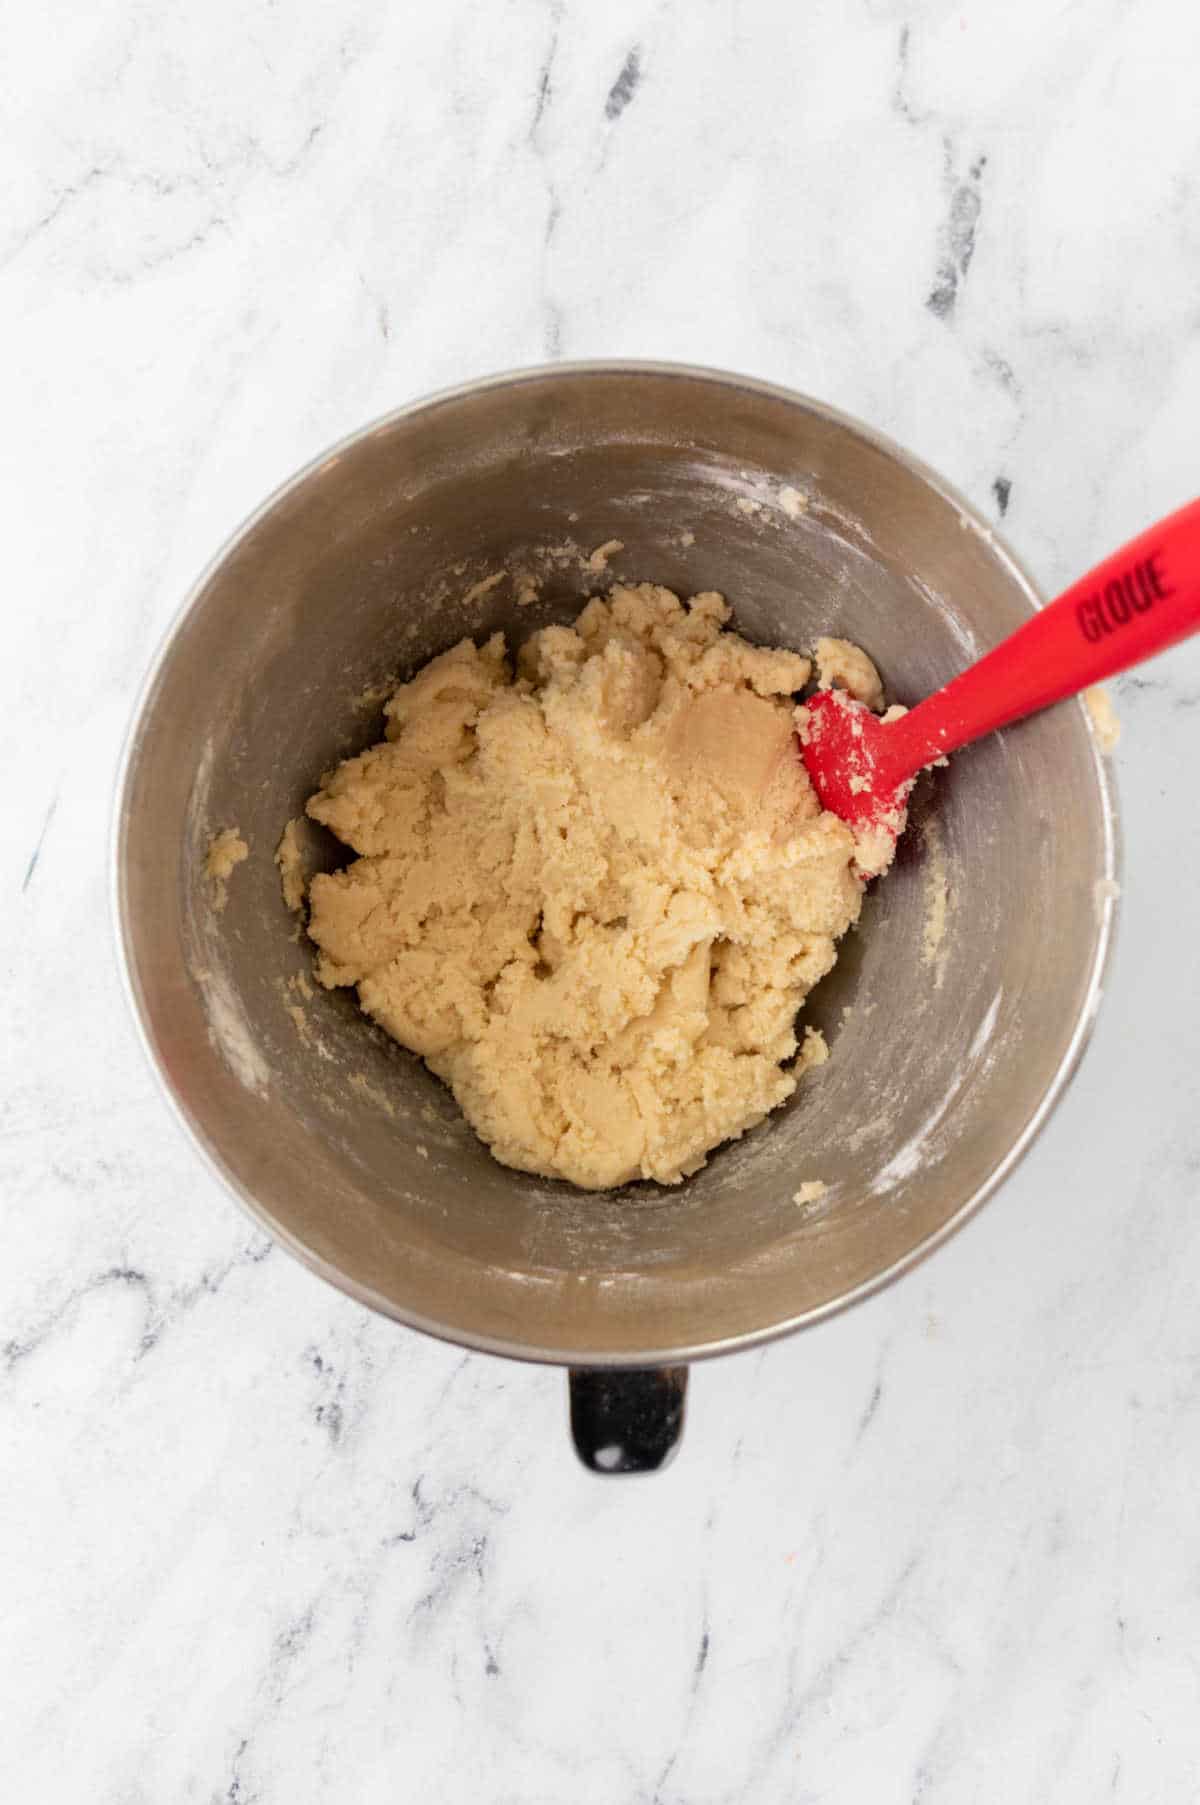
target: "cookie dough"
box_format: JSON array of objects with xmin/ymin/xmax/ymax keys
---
[{"xmin": 302, "ymin": 584, "xmax": 900, "ymax": 1189}]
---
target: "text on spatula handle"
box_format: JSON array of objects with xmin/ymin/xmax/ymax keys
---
[{"xmin": 1076, "ymin": 552, "xmax": 1172, "ymax": 643}]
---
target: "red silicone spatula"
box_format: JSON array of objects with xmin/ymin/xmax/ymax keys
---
[{"xmin": 799, "ymin": 495, "xmax": 1200, "ymax": 861}]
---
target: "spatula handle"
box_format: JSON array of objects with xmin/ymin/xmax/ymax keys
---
[{"xmin": 887, "ymin": 496, "xmax": 1200, "ymax": 775}]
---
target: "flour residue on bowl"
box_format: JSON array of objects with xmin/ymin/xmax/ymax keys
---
[
  {"xmin": 919, "ymin": 813, "xmax": 952, "ymax": 988},
  {"xmin": 200, "ymin": 966, "xmax": 272, "ymax": 1094},
  {"xmin": 722, "ymin": 471, "xmax": 816, "ymax": 530},
  {"xmin": 348, "ymin": 1070, "xmax": 397, "ymax": 1116},
  {"xmin": 854, "ymin": 979, "xmax": 1003, "ymax": 1197},
  {"xmin": 869, "ymin": 1078, "xmax": 963, "ymax": 1191},
  {"xmin": 966, "ymin": 988, "xmax": 1003, "ymax": 1065}
]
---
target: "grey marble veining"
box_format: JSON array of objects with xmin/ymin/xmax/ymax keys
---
[{"xmin": 4, "ymin": 1, "xmax": 1200, "ymax": 1798}]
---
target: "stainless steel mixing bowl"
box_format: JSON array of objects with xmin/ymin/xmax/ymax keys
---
[{"xmin": 114, "ymin": 363, "xmax": 1119, "ymax": 1471}]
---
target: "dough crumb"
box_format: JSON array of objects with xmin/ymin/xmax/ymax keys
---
[
  {"xmin": 813, "ymin": 637, "xmax": 885, "ymax": 711},
  {"xmin": 679, "ymin": 529, "xmax": 696, "ymax": 548},
  {"xmin": 275, "ymin": 819, "xmax": 308, "ymax": 913},
  {"xmin": 515, "ymin": 570, "xmax": 541, "ymax": 608},
  {"xmin": 736, "ymin": 497, "xmax": 762, "ymax": 516},
  {"xmin": 779, "ymin": 485, "xmax": 808, "ymax": 519},
  {"xmin": 301, "ymin": 585, "xmax": 907, "ymax": 1190},
  {"xmin": 462, "ymin": 571, "xmax": 505, "ymax": 608},
  {"xmin": 205, "ymin": 828, "xmax": 248, "ymax": 912},
  {"xmin": 1084, "ymin": 685, "xmax": 1121, "ymax": 755},
  {"xmin": 587, "ymin": 539, "xmax": 624, "ymax": 573},
  {"xmin": 793, "ymin": 1180, "xmax": 827, "ymax": 1206}
]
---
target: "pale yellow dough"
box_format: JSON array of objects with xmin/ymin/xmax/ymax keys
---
[{"xmin": 303, "ymin": 584, "xmax": 898, "ymax": 1190}]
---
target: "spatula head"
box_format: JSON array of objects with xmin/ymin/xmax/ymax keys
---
[{"xmin": 797, "ymin": 688, "xmax": 915, "ymax": 874}]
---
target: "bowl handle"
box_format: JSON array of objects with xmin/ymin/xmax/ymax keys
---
[{"xmin": 568, "ymin": 1366, "xmax": 688, "ymax": 1474}]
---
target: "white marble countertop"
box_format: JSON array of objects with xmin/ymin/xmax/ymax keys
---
[{"xmin": 5, "ymin": 1, "xmax": 1200, "ymax": 1798}]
